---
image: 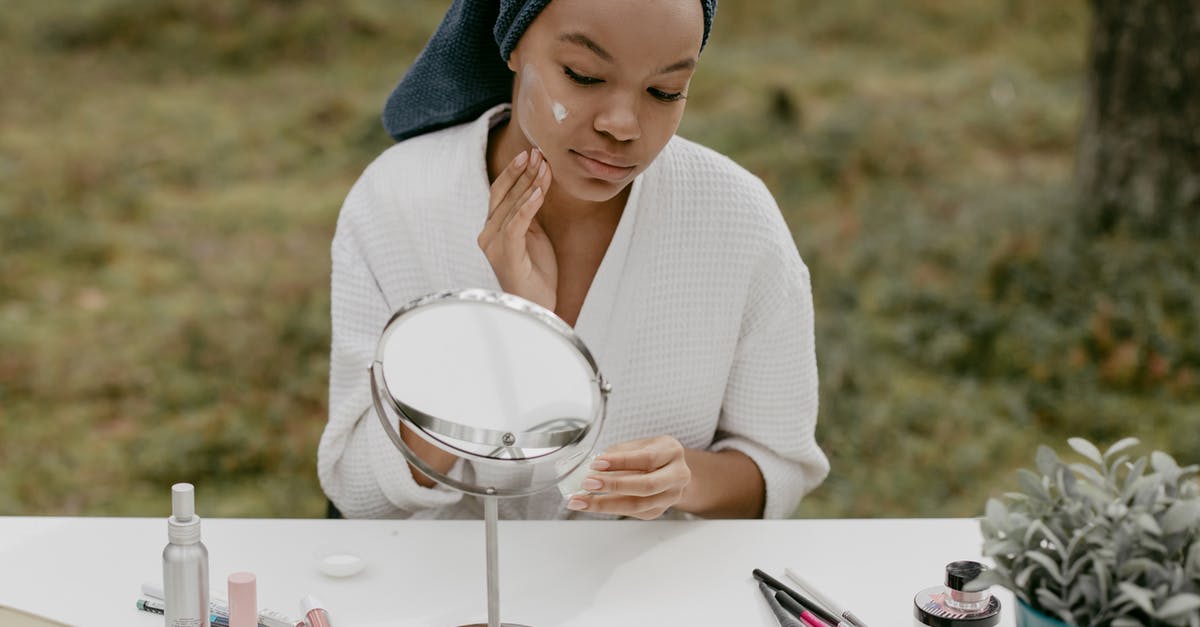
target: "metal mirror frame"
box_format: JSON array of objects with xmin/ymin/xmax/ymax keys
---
[{"xmin": 368, "ymin": 288, "xmax": 611, "ymax": 497}]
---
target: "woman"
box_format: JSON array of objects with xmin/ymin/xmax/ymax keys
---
[{"xmin": 318, "ymin": 0, "xmax": 829, "ymax": 520}]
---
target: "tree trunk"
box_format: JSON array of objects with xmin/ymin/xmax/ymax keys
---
[{"xmin": 1076, "ymin": 0, "xmax": 1200, "ymax": 236}]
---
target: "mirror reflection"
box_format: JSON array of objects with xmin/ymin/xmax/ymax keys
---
[{"xmin": 370, "ymin": 290, "xmax": 607, "ymax": 497}]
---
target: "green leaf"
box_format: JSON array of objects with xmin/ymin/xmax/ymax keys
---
[
  {"xmin": 1069, "ymin": 437, "xmax": 1104, "ymax": 466},
  {"xmin": 1119, "ymin": 557, "xmax": 1168, "ymax": 582},
  {"xmin": 1162, "ymin": 499, "xmax": 1200, "ymax": 535},
  {"xmin": 1070, "ymin": 462, "xmax": 1108, "ymax": 489},
  {"xmin": 1065, "ymin": 555, "xmax": 1091, "ymax": 581},
  {"xmin": 1153, "ymin": 451, "xmax": 1182, "ymax": 481},
  {"xmin": 1065, "ymin": 526, "xmax": 1094, "ymax": 564},
  {"xmin": 1024, "ymin": 550, "xmax": 1064, "ymax": 584},
  {"xmin": 1138, "ymin": 535, "xmax": 1168, "ymax": 556},
  {"xmin": 1110, "ymin": 454, "xmax": 1132, "ymax": 476},
  {"xmin": 986, "ymin": 498, "xmax": 1009, "ymax": 533},
  {"xmin": 1078, "ymin": 481, "xmax": 1112, "ymax": 506},
  {"xmin": 1186, "ymin": 543, "xmax": 1200, "ymax": 580},
  {"xmin": 1036, "ymin": 445, "xmax": 1061, "ymax": 477},
  {"xmin": 1024, "ymin": 520, "xmax": 1065, "ymax": 559},
  {"xmin": 1157, "ymin": 593, "xmax": 1200, "ymax": 620},
  {"xmin": 1035, "ymin": 587, "xmax": 1068, "ymax": 613},
  {"xmin": 1104, "ymin": 437, "xmax": 1140, "ymax": 460},
  {"xmin": 1122, "ymin": 457, "xmax": 1149, "ymax": 499},
  {"xmin": 1112, "ymin": 619, "xmax": 1143, "ymax": 627},
  {"xmin": 1051, "ymin": 607, "xmax": 1076, "ymax": 625},
  {"xmin": 1117, "ymin": 582, "xmax": 1156, "ymax": 616},
  {"xmin": 983, "ymin": 537, "xmax": 1020, "ymax": 558},
  {"xmin": 1015, "ymin": 564, "xmax": 1038, "ymax": 588},
  {"xmin": 1135, "ymin": 511, "xmax": 1163, "ymax": 536},
  {"xmin": 1134, "ymin": 477, "xmax": 1164, "ymax": 508},
  {"xmin": 1018, "ymin": 468, "xmax": 1050, "ymax": 502},
  {"xmin": 1093, "ymin": 556, "xmax": 1109, "ymax": 605},
  {"xmin": 1056, "ymin": 466, "xmax": 1079, "ymax": 499}
]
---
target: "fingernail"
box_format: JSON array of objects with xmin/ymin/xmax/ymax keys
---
[
  {"xmin": 530, "ymin": 187, "xmax": 542, "ymax": 201},
  {"xmin": 567, "ymin": 498, "xmax": 587, "ymax": 511},
  {"xmin": 581, "ymin": 478, "xmax": 603, "ymax": 491},
  {"xmin": 590, "ymin": 459, "xmax": 610, "ymax": 470},
  {"xmin": 530, "ymin": 149, "xmax": 542, "ymax": 167},
  {"xmin": 537, "ymin": 161, "xmax": 547, "ymax": 177},
  {"xmin": 515, "ymin": 151, "xmax": 528, "ymax": 167}
]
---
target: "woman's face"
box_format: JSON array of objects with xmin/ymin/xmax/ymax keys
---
[{"xmin": 507, "ymin": 0, "xmax": 705, "ymax": 203}]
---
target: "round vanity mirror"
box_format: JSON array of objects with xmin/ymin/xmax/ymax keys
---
[
  {"xmin": 368, "ymin": 288, "xmax": 610, "ymax": 627},
  {"xmin": 370, "ymin": 289, "xmax": 609, "ymax": 496}
]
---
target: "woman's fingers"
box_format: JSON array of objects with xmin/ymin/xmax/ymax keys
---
[
  {"xmin": 594, "ymin": 436, "xmax": 681, "ymax": 472},
  {"xmin": 582, "ymin": 468, "xmax": 684, "ymax": 497},
  {"xmin": 500, "ymin": 159, "xmax": 551, "ymax": 239},
  {"xmin": 481, "ymin": 149, "xmax": 545, "ymax": 245},
  {"xmin": 566, "ymin": 436, "xmax": 691, "ymax": 519},
  {"xmin": 477, "ymin": 147, "xmax": 557, "ymax": 310},
  {"xmin": 567, "ymin": 489, "xmax": 682, "ymax": 520},
  {"xmin": 487, "ymin": 149, "xmax": 536, "ymax": 218}
]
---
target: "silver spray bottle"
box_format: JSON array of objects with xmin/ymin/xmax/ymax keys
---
[{"xmin": 164, "ymin": 483, "xmax": 210, "ymax": 627}]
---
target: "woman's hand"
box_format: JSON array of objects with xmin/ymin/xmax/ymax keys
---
[
  {"xmin": 479, "ymin": 148, "xmax": 557, "ymax": 311},
  {"xmin": 566, "ymin": 436, "xmax": 692, "ymax": 520}
]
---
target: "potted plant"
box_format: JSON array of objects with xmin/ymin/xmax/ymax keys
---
[{"xmin": 977, "ymin": 437, "xmax": 1200, "ymax": 627}]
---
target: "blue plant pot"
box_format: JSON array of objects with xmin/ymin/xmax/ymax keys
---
[{"xmin": 1015, "ymin": 599, "xmax": 1074, "ymax": 627}]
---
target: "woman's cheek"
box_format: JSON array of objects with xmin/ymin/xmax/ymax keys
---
[{"xmin": 516, "ymin": 63, "xmax": 575, "ymax": 152}]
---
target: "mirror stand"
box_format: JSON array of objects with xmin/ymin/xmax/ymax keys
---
[
  {"xmin": 371, "ymin": 290, "xmax": 608, "ymax": 627},
  {"xmin": 460, "ymin": 494, "xmax": 530, "ymax": 627}
]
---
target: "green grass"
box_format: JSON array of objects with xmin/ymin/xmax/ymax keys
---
[{"xmin": 1, "ymin": 0, "xmax": 1196, "ymax": 519}]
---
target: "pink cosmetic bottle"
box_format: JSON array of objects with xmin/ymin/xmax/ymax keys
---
[{"xmin": 227, "ymin": 572, "xmax": 257, "ymax": 627}]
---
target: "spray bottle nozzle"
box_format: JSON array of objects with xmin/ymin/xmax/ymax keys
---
[{"xmin": 171, "ymin": 483, "xmax": 195, "ymax": 522}]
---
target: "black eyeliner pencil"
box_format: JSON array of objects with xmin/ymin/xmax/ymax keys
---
[
  {"xmin": 757, "ymin": 582, "xmax": 805, "ymax": 627},
  {"xmin": 752, "ymin": 568, "xmax": 842, "ymax": 626}
]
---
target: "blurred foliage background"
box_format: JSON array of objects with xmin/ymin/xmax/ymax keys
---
[{"xmin": 1, "ymin": 0, "xmax": 1196, "ymax": 518}]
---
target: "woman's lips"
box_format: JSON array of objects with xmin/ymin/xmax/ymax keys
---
[{"xmin": 571, "ymin": 150, "xmax": 636, "ymax": 181}]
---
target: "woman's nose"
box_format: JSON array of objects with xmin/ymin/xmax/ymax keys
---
[{"xmin": 593, "ymin": 92, "xmax": 641, "ymax": 143}]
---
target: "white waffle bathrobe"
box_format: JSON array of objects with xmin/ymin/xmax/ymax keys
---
[{"xmin": 318, "ymin": 105, "xmax": 829, "ymax": 520}]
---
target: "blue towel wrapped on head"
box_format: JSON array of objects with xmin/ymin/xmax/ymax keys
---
[{"xmin": 382, "ymin": 0, "xmax": 718, "ymax": 142}]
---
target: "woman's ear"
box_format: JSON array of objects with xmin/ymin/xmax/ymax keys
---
[{"xmin": 506, "ymin": 53, "xmax": 518, "ymax": 73}]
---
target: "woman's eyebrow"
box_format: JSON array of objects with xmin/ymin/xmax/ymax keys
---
[
  {"xmin": 558, "ymin": 32, "xmax": 697, "ymax": 75},
  {"xmin": 559, "ymin": 32, "xmax": 613, "ymax": 63},
  {"xmin": 655, "ymin": 58, "xmax": 696, "ymax": 75}
]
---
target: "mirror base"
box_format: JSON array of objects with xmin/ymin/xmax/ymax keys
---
[{"xmin": 458, "ymin": 623, "xmax": 533, "ymax": 626}]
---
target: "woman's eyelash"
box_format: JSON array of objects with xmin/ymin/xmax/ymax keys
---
[
  {"xmin": 649, "ymin": 88, "xmax": 686, "ymax": 102},
  {"xmin": 563, "ymin": 66, "xmax": 602, "ymax": 85},
  {"xmin": 562, "ymin": 66, "xmax": 686, "ymax": 103}
]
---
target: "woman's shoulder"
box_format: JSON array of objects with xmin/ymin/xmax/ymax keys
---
[
  {"xmin": 364, "ymin": 120, "xmax": 479, "ymax": 182},
  {"xmin": 655, "ymin": 135, "xmax": 779, "ymax": 214},
  {"xmin": 335, "ymin": 118, "xmax": 485, "ymax": 250},
  {"xmin": 652, "ymin": 135, "xmax": 788, "ymax": 236},
  {"xmin": 342, "ymin": 118, "xmax": 484, "ymax": 221},
  {"xmin": 658, "ymin": 136, "xmax": 810, "ymax": 282}
]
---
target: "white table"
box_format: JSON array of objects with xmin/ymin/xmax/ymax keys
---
[{"xmin": 0, "ymin": 517, "xmax": 1014, "ymax": 626}]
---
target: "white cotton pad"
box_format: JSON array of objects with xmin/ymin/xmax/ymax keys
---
[{"xmin": 314, "ymin": 546, "xmax": 366, "ymax": 578}]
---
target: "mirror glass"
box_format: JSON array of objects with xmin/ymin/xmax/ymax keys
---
[{"xmin": 370, "ymin": 289, "xmax": 608, "ymax": 497}]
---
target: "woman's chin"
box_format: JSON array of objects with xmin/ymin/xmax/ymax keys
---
[{"xmin": 555, "ymin": 172, "xmax": 633, "ymax": 203}]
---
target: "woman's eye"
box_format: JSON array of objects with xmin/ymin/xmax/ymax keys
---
[
  {"xmin": 649, "ymin": 88, "xmax": 686, "ymax": 103},
  {"xmin": 563, "ymin": 66, "xmax": 602, "ymax": 85}
]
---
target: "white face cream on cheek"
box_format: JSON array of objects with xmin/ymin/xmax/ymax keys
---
[{"xmin": 517, "ymin": 63, "xmax": 569, "ymax": 150}]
